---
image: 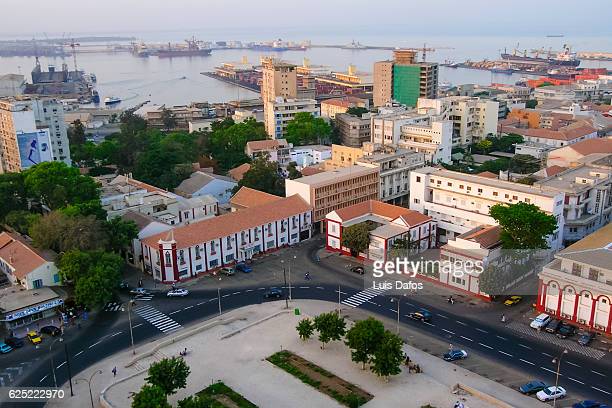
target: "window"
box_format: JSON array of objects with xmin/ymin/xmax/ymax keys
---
[
  {"xmin": 416, "ymin": 176, "xmax": 421, "ymax": 182},
  {"xmin": 225, "ymin": 254, "xmax": 234, "ymax": 262},
  {"xmin": 165, "ymin": 252, "xmax": 172, "ymax": 265},
  {"xmin": 466, "ymin": 186, "xmax": 471, "ymax": 191},
  {"xmin": 413, "ymin": 198, "xmax": 420, "ymax": 204},
  {"xmin": 209, "ymin": 259, "xmax": 219, "ymax": 268},
  {"xmin": 53, "ymin": 274, "xmax": 60, "ymax": 283},
  {"xmin": 267, "ymin": 223, "xmax": 273, "ymax": 236},
  {"xmin": 571, "ymin": 263, "xmax": 582, "ymax": 276},
  {"xmin": 588, "ymin": 268, "xmax": 600, "ymax": 281},
  {"xmin": 447, "ymin": 182, "xmax": 452, "ymax": 187},
  {"xmin": 195, "ymin": 245, "xmax": 201, "ymax": 260},
  {"xmin": 477, "ymin": 188, "xmax": 483, "ymax": 193},
  {"xmin": 512, "ymin": 195, "xmax": 518, "ymax": 200},
  {"xmin": 211, "ymin": 242, "xmax": 216, "ymax": 255},
  {"xmin": 179, "ymin": 250, "xmax": 186, "ymax": 265},
  {"xmin": 33, "ymin": 279, "xmax": 43, "ymax": 289},
  {"xmin": 227, "ymin": 237, "xmax": 232, "ymax": 249},
  {"xmin": 493, "ymin": 191, "xmax": 498, "ymax": 196}
]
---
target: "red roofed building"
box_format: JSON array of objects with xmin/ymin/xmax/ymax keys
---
[
  {"xmin": 325, "ymin": 200, "xmax": 435, "ymax": 262},
  {"xmin": 500, "ymin": 120, "xmax": 597, "ymax": 149},
  {"xmin": 141, "ymin": 194, "xmax": 313, "ymax": 283},
  {"xmin": 547, "ymin": 138, "xmax": 612, "ymax": 168},
  {"xmin": 0, "ymin": 232, "xmax": 59, "ymax": 290}
]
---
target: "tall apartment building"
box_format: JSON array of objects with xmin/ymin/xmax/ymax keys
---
[
  {"xmin": 409, "ymin": 167, "xmax": 565, "ymax": 249},
  {"xmin": 373, "ymin": 50, "xmax": 438, "ymax": 108},
  {"xmin": 0, "ymin": 97, "xmax": 71, "ymax": 173},
  {"xmin": 417, "ymin": 96, "xmax": 499, "ymax": 146},
  {"xmin": 261, "ymin": 58, "xmax": 298, "ymax": 137},
  {"xmin": 370, "ymin": 107, "xmax": 430, "ymax": 145},
  {"xmin": 335, "ymin": 113, "xmax": 371, "ymax": 147},
  {"xmin": 285, "ymin": 165, "xmax": 380, "ymax": 224}
]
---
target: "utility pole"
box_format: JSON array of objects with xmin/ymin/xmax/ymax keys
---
[
  {"xmin": 338, "ymin": 284, "xmax": 341, "ymax": 312},
  {"xmin": 283, "ymin": 265, "xmax": 289, "ymax": 309},
  {"xmin": 64, "ymin": 342, "xmax": 74, "ymax": 396},
  {"xmin": 125, "ymin": 300, "xmax": 135, "ymax": 355},
  {"xmin": 218, "ymin": 288, "xmax": 222, "ymax": 316},
  {"xmin": 552, "ymin": 349, "xmax": 568, "ymax": 408}
]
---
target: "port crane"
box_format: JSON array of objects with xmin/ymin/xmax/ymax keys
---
[
  {"xmin": 63, "ymin": 38, "xmax": 81, "ymax": 72},
  {"xmin": 401, "ymin": 43, "xmax": 454, "ymax": 62}
]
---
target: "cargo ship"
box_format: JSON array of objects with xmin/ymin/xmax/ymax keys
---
[
  {"xmin": 501, "ymin": 44, "xmax": 580, "ymax": 67},
  {"xmin": 250, "ymin": 39, "xmax": 307, "ymax": 52},
  {"xmin": 155, "ymin": 37, "xmax": 212, "ymax": 58}
]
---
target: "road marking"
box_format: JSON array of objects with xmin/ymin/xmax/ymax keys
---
[
  {"xmin": 441, "ymin": 328, "xmax": 455, "ymax": 335},
  {"xmin": 518, "ymin": 343, "xmax": 531, "ymax": 350},
  {"xmin": 460, "ymin": 336, "xmax": 473, "ymax": 342},
  {"xmin": 542, "ymin": 352, "xmax": 553, "ymax": 357},
  {"xmin": 592, "ymin": 386, "xmax": 611, "ymax": 395},
  {"xmin": 423, "ymin": 322, "xmax": 435, "ymax": 327},
  {"xmin": 389, "ymin": 308, "xmax": 397, "ymax": 313},
  {"xmin": 519, "ymin": 358, "xmax": 535, "ymax": 366},
  {"xmin": 245, "ymin": 289, "xmax": 254, "ymax": 293},
  {"xmin": 258, "ymin": 287, "xmax": 266, "ymax": 290},
  {"xmin": 299, "ymin": 286, "xmax": 310, "ymax": 289},
  {"xmin": 540, "ymin": 366, "xmax": 558, "ymax": 375},
  {"xmin": 56, "ymin": 362, "xmax": 66, "ymax": 369},
  {"xmin": 478, "ymin": 343, "xmax": 493, "ymax": 349},
  {"xmin": 183, "ymin": 306, "xmax": 193, "ymax": 310},
  {"xmin": 591, "ymin": 370, "xmax": 606, "ymax": 377},
  {"xmin": 39, "ymin": 375, "xmax": 48, "ymax": 383},
  {"xmin": 498, "ymin": 351, "xmax": 513, "ymax": 357},
  {"xmin": 366, "ymin": 300, "xmax": 379, "ymax": 306},
  {"xmin": 566, "ymin": 361, "xmax": 580, "ymax": 367},
  {"xmin": 232, "ymin": 292, "xmax": 240, "ymax": 295},
  {"xmin": 567, "ymin": 377, "xmax": 584, "ymax": 384},
  {"xmin": 168, "ymin": 310, "xmax": 180, "ymax": 315},
  {"xmin": 88, "ymin": 340, "xmax": 102, "ymax": 349},
  {"xmin": 335, "ymin": 290, "xmax": 349, "ymax": 295},
  {"xmin": 133, "ymin": 323, "xmax": 143, "ymax": 328},
  {"xmin": 207, "ymin": 299, "xmax": 215, "ymax": 303},
  {"xmin": 496, "ymin": 335, "xmax": 508, "ymax": 341},
  {"xmin": 437, "ymin": 313, "xmax": 449, "ymax": 319},
  {"xmin": 196, "ymin": 301, "xmax": 206, "ymax": 306},
  {"xmin": 475, "ymin": 328, "xmax": 488, "ymax": 333},
  {"xmin": 74, "ymin": 350, "xmax": 84, "ymax": 357},
  {"xmin": 316, "ymin": 286, "xmax": 325, "ymax": 290},
  {"xmin": 110, "ymin": 331, "xmax": 122, "ymax": 337},
  {"xmin": 455, "ymin": 320, "xmax": 467, "ymax": 326},
  {"xmin": 222, "ymin": 294, "xmax": 230, "ymax": 298},
  {"xmin": 404, "ymin": 302, "xmax": 414, "ymax": 306}
]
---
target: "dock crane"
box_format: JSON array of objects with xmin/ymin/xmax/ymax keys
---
[{"xmin": 64, "ymin": 38, "xmax": 80, "ymax": 72}]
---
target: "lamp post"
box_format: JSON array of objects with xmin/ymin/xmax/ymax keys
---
[
  {"xmin": 289, "ymin": 255, "xmax": 296, "ymax": 300},
  {"xmin": 551, "ymin": 349, "xmax": 568, "ymax": 408},
  {"xmin": 217, "ymin": 288, "xmax": 222, "ymax": 316},
  {"xmin": 49, "ymin": 337, "xmax": 63, "ymax": 387},
  {"xmin": 390, "ymin": 297, "xmax": 401, "ymax": 335},
  {"xmin": 282, "ymin": 264, "xmax": 289, "ymax": 309},
  {"xmin": 76, "ymin": 369, "xmax": 102, "ymax": 408},
  {"xmin": 122, "ymin": 300, "xmax": 136, "ymax": 355},
  {"xmin": 63, "ymin": 341, "xmax": 74, "ymax": 396}
]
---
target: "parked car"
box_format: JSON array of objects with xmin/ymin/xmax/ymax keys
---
[
  {"xmin": 408, "ymin": 310, "xmax": 432, "ymax": 323},
  {"xmin": 519, "ymin": 380, "xmax": 547, "ymax": 395},
  {"xmin": 220, "ymin": 267, "xmax": 235, "ymax": 276},
  {"xmin": 350, "ymin": 266, "xmax": 365, "ymax": 275},
  {"xmin": 573, "ymin": 401, "xmax": 609, "ymax": 408},
  {"xmin": 130, "ymin": 288, "xmax": 150, "ymax": 296},
  {"xmin": 27, "ymin": 331, "xmax": 42, "ymax": 345},
  {"xmin": 443, "ymin": 349, "xmax": 467, "ymax": 361},
  {"xmin": 235, "ymin": 263, "xmax": 252, "ymax": 273},
  {"xmin": 119, "ymin": 281, "xmax": 129, "ymax": 289},
  {"xmin": 545, "ymin": 319, "xmax": 561, "ymax": 334},
  {"xmin": 167, "ymin": 288, "xmax": 189, "ymax": 297},
  {"xmin": 578, "ymin": 331, "xmax": 595, "ymax": 346},
  {"xmin": 263, "ymin": 288, "xmax": 283, "ymax": 300},
  {"xmin": 4, "ymin": 337, "xmax": 24, "ymax": 348},
  {"xmin": 504, "ymin": 296, "xmax": 522, "ymax": 306},
  {"xmin": 536, "ymin": 386, "xmax": 566, "ymax": 402},
  {"xmin": 40, "ymin": 326, "xmax": 61, "ymax": 336},
  {"xmin": 556, "ymin": 322, "xmax": 578, "ymax": 339},
  {"xmin": 0, "ymin": 343, "xmax": 13, "ymax": 354},
  {"xmin": 530, "ymin": 313, "xmax": 551, "ymax": 329}
]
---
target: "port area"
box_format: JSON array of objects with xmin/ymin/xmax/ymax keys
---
[{"xmin": 443, "ymin": 60, "xmax": 610, "ymax": 78}]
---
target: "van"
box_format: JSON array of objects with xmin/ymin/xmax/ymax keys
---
[{"xmin": 530, "ymin": 313, "xmax": 551, "ymax": 330}]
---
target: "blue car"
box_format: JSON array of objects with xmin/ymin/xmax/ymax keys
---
[
  {"xmin": 235, "ymin": 263, "xmax": 252, "ymax": 273},
  {"xmin": 443, "ymin": 349, "xmax": 467, "ymax": 361},
  {"xmin": 573, "ymin": 401, "xmax": 609, "ymax": 408},
  {"xmin": 519, "ymin": 380, "xmax": 547, "ymax": 395},
  {"xmin": 0, "ymin": 342, "xmax": 13, "ymax": 354}
]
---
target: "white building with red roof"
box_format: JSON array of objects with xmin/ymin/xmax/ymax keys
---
[
  {"xmin": 325, "ymin": 200, "xmax": 435, "ymax": 262},
  {"xmin": 0, "ymin": 232, "xmax": 59, "ymax": 290},
  {"xmin": 141, "ymin": 189, "xmax": 313, "ymax": 283}
]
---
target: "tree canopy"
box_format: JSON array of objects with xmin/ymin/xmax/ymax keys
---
[
  {"xmin": 370, "ymin": 330, "xmax": 404, "ymax": 380},
  {"xmin": 490, "ymin": 202, "xmax": 558, "ymax": 249},
  {"xmin": 232, "ymin": 155, "xmax": 284, "ymax": 196},
  {"xmin": 209, "ymin": 117, "xmax": 267, "ymax": 170},
  {"xmin": 131, "ymin": 384, "xmax": 171, "ymax": 408},
  {"xmin": 285, "ymin": 112, "xmax": 332, "ymax": 146},
  {"xmin": 313, "ymin": 312, "xmax": 346, "ymax": 349},
  {"xmin": 341, "ymin": 222, "xmax": 372, "ymax": 256},
  {"xmin": 345, "ymin": 317, "xmax": 386, "ymax": 369},
  {"xmin": 145, "ymin": 357, "xmax": 191, "ymax": 395},
  {"xmin": 346, "ymin": 106, "xmax": 369, "ymax": 117}
]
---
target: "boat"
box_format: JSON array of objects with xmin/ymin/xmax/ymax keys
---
[
  {"xmin": 490, "ymin": 66, "xmax": 514, "ymax": 74},
  {"xmin": 546, "ymin": 34, "xmax": 564, "ymax": 38},
  {"xmin": 501, "ymin": 44, "xmax": 580, "ymax": 67},
  {"xmin": 91, "ymin": 90, "xmax": 100, "ymax": 104},
  {"xmin": 342, "ymin": 40, "xmax": 367, "ymax": 50},
  {"xmin": 155, "ymin": 37, "xmax": 212, "ymax": 58},
  {"xmin": 104, "ymin": 96, "xmax": 121, "ymax": 105}
]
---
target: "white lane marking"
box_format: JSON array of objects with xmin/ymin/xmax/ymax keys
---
[
  {"xmin": 258, "ymin": 287, "xmax": 266, "ymax": 290},
  {"xmin": 245, "ymin": 289, "xmax": 253, "ymax": 293},
  {"xmin": 207, "ymin": 299, "xmax": 215, "ymax": 303},
  {"xmin": 299, "ymin": 286, "xmax": 310, "ymax": 289},
  {"xmin": 404, "ymin": 302, "xmax": 414, "ymax": 306},
  {"xmin": 542, "ymin": 352, "xmax": 553, "ymax": 357},
  {"xmin": 110, "ymin": 331, "xmax": 122, "ymax": 337},
  {"xmin": 232, "ymin": 292, "xmax": 240, "ymax": 295},
  {"xmin": 56, "ymin": 361, "xmax": 66, "ymax": 369},
  {"xmin": 520, "ymin": 358, "xmax": 535, "ymax": 366},
  {"xmin": 88, "ymin": 340, "xmax": 102, "ymax": 349},
  {"xmin": 366, "ymin": 300, "xmax": 378, "ymax": 306},
  {"xmin": 133, "ymin": 323, "xmax": 143, "ymax": 328},
  {"xmin": 74, "ymin": 350, "xmax": 84, "ymax": 357},
  {"xmin": 389, "ymin": 308, "xmax": 397, "ymax": 313},
  {"xmin": 498, "ymin": 351, "xmax": 513, "ymax": 357},
  {"xmin": 222, "ymin": 294, "xmax": 230, "ymax": 298},
  {"xmin": 423, "ymin": 322, "xmax": 435, "ymax": 327},
  {"xmin": 441, "ymin": 328, "xmax": 455, "ymax": 335},
  {"xmin": 592, "ymin": 386, "xmax": 611, "ymax": 395},
  {"xmin": 566, "ymin": 361, "xmax": 580, "ymax": 367},
  {"xmin": 478, "ymin": 343, "xmax": 493, "ymax": 349},
  {"xmin": 591, "ymin": 370, "xmax": 606, "ymax": 377},
  {"xmin": 437, "ymin": 314, "xmax": 449, "ymax": 319},
  {"xmin": 335, "ymin": 290, "xmax": 348, "ymax": 295},
  {"xmin": 455, "ymin": 320, "xmax": 467, "ymax": 326},
  {"xmin": 496, "ymin": 335, "xmax": 508, "ymax": 341},
  {"xmin": 316, "ymin": 286, "xmax": 325, "ymax": 290},
  {"xmin": 169, "ymin": 310, "xmax": 180, "ymax": 315},
  {"xmin": 475, "ymin": 328, "xmax": 488, "ymax": 333},
  {"xmin": 460, "ymin": 336, "xmax": 473, "ymax": 342},
  {"xmin": 39, "ymin": 375, "xmax": 48, "ymax": 383},
  {"xmin": 196, "ymin": 301, "xmax": 206, "ymax": 306},
  {"xmin": 568, "ymin": 377, "xmax": 585, "ymax": 384},
  {"xmin": 518, "ymin": 343, "xmax": 531, "ymax": 350},
  {"xmin": 183, "ymin": 305, "xmax": 193, "ymax": 310},
  {"xmin": 540, "ymin": 366, "xmax": 558, "ymax": 375}
]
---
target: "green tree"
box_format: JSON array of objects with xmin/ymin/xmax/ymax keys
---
[
  {"xmin": 370, "ymin": 330, "xmax": 404, "ymax": 381},
  {"xmin": 508, "ymin": 154, "xmax": 541, "ymax": 174},
  {"xmin": 74, "ymin": 259, "xmax": 122, "ymax": 307},
  {"xmin": 497, "ymin": 134, "xmax": 523, "ymax": 152},
  {"xmin": 131, "ymin": 384, "xmax": 171, "ymax": 408},
  {"xmin": 525, "ymin": 99, "xmax": 538, "ymax": 109},
  {"xmin": 476, "ymin": 139, "xmax": 493, "ymax": 154},
  {"xmin": 313, "ymin": 312, "xmax": 346, "ymax": 349},
  {"xmin": 516, "ymin": 176, "xmax": 537, "ymax": 185},
  {"xmin": 105, "ymin": 217, "xmax": 139, "ymax": 253},
  {"xmin": 94, "ymin": 139, "xmax": 120, "ymax": 164},
  {"xmin": 58, "ymin": 250, "xmax": 92, "ymax": 282},
  {"xmin": 209, "ymin": 118, "xmax": 267, "ymax": 170},
  {"xmin": 346, "ymin": 106, "xmax": 368, "ymax": 116},
  {"xmin": 477, "ymin": 158, "xmax": 509, "ymax": 174},
  {"xmin": 0, "ymin": 173, "xmax": 28, "ymax": 221},
  {"xmin": 177, "ymin": 395, "xmax": 212, "ymax": 408},
  {"xmin": 296, "ymin": 318, "xmax": 315, "ymax": 341},
  {"xmin": 30, "ymin": 212, "xmax": 107, "ymax": 252},
  {"xmin": 161, "ymin": 108, "xmax": 177, "ymax": 131},
  {"xmin": 490, "ymin": 202, "xmax": 557, "ymax": 249},
  {"xmin": 4, "ymin": 210, "xmax": 40, "ymax": 235},
  {"xmin": 285, "ymin": 112, "xmax": 332, "ymax": 146},
  {"xmin": 68, "ymin": 119, "xmax": 86, "ymax": 146},
  {"xmin": 146, "ymin": 357, "xmax": 191, "ymax": 395},
  {"xmin": 341, "ymin": 222, "xmax": 371, "ymax": 256},
  {"xmin": 345, "ymin": 317, "xmax": 385, "ymax": 369},
  {"xmin": 233, "ymin": 155, "xmax": 284, "ymax": 196},
  {"xmin": 287, "ymin": 161, "xmax": 302, "ymax": 180},
  {"xmin": 61, "ymin": 200, "xmax": 107, "ymax": 220}
]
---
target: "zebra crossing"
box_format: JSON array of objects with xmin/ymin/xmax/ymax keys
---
[
  {"xmin": 103, "ymin": 301, "xmax": 123, "ymax": 312},
  {"xmin": 133, "ymin": 294, "xmax": 154, "ymax": 301},
  {"xmin": 341, "ymin": 287, "xmax": 387, "ymax": 308},
  {"xmin": 134, "ymin": 305, "xmax": 182, "ymax": 333}
]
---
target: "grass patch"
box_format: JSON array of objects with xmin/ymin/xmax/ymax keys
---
[
  {"xmin": 196, "ymin": 381, "xmax": 258, "ymax": 408},
  {"xmin": 267, "ymin": 350, "xmax": 372, "ymax": 408}
]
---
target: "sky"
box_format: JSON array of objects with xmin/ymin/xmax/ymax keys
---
[{"xmin": 1, "ymin": 0, "xmax": 610, "ymax": 38}]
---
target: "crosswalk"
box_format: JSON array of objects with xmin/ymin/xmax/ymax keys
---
[
  {"xmin": 103, "ymin": 301, "xmax": 123, "ymax": 312},
  {"xmin": 133, "ymin": 294, "xmax": 154, "ymax": 301},
  {"xmin": 134, "ymin": 305, "xmax": 182, "ymax": 333},
  {"xmin": 341, "ymin": 287, "xmax": 387, "ymax": 308}
]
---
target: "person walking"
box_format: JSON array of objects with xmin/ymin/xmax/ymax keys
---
[{"xmin": 112, "ymin": 366, "xmax": 117, "ymax": 377}]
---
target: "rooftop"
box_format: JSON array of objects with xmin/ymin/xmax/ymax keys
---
[
  {"xmin": 0, "ymin": 286, "xmax": 60, "ymax": 314},
  {"xmin": 556, "ymin": 223, "xmax": 612, "ymax": 271},
  {"xmin": 556, "ymin": 138, "xmax": 612, "ymax": 156},
  {"xmin": 534, "ymin": 163, "xmax": 611, "ymax": 193},
  {"xmin": 230, "ymin": 187, "xmax": 282, "ymax": 210},
  {"xmin": 501, "ymin": 121, "xmax": 597, "ymax": 141},
  {"xmin": 228, "ymin": 163, "xmax": 251, "ymax": 182},
  {"xmin": 246, "ymin": 139, "xmax": 289, "ymax": 152},
  {"xmin": 0, "ymin": 232, "xmax": 55, "ymax": 280},
  {"xmin": 288, "ymin": 165, "xmax": 378, "ymax": 187},
  {"xmin": 457, "ymin": 225, "xmax": 502, "ymax": 249},
  {"xmin": 175, "ymin": 171, "xmax": 235, "ymax": 196}
]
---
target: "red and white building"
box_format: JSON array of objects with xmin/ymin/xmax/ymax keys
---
[
  {"xmin": 141, "ymin": 187, "xmax": 313, "ymax": 283},
  {"xmin": 537, "ymin": 223, "xmax": 612, "ymax": 335},
  {"xmin": 325, "ymin": 200, "xmax": 435, "ymax": 262}
]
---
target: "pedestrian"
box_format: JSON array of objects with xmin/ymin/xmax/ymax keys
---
[
  {"xmin": 501, "ymin": 313, "xmax": 506, "ymax": 323},
  {"xmin": 138, "ymin": 279, "xmax": 143, "ymax": 288},
  {"xmin": 112, "ymin": 366, "xmax": 117, "ymax": 377}
]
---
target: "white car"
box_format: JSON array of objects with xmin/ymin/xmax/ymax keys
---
[
  {"xmin": 536, "ymin": 386, "xmax": 566, "ymax": 402},
  {"xmin": 130, "ymin": 288, "xmax": 150, "ymax": 296},
  {"xmin": 167, "ymin": 288, "xmax": 189, "ymax": 297},
  {"xmin": 530, "ymin": 313, "xmax": 551, "ymax": 330}
]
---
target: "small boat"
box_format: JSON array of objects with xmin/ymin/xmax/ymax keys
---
[{"xmin": 104, "ymin": 96, "xmax": 121, "ymax": 105}]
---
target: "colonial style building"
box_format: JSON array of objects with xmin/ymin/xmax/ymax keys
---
[
  {"xmin": 0, "ymin": 232, "xmax": 59, "ymax": 290},
  {"xmin": 141, "ymin": 191, "xmax": 312, "ymax": 283}
]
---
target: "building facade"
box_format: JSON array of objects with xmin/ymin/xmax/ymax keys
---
[
  {"xmin": 267, "ymin": 98, "xmax": 319, "ymax": 139},
  {"xmin": 261, "ymin": 58, "xmax": 298, "ymax": 137},
  {"xmin": 398, "ymin": 120, "xmax": 453, "ymax": 164},
  {"xmin": 0, "ymin": 232, "xmax": 59, "ymax": 290},
  {"xmin": 335, "ymin": 112, "xmax": 372, "ymax": 147},
  {"xmin": 320, "ymin": 97, "xmax": 369, "ymax": 119},
  {"xmin": 245, "ymin": 139, "xmax": 292, "ymax": 166}
]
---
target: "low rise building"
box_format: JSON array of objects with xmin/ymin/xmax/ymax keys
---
[
  {"xmin": 537, "ymin": 223, "xmax": 612, "ymax": 335},
  {"xmin": 141, "ymin": 193, "xmax": 313, "ymax": 283},
  {"xmin": 325, "ymin": 200, "xmax": 435, "ymax": 262},
  {"xmin": 547, "ymin": 138, "xmax": 612, "ymax": 167},
  {"xmin": 285, "ymin": 165, "xmax": 380, "ymax": 224},
  {"xmin": 371, "ymin": 107, "xmax": 430, "ymax": 146},
  {"xmin": 174, "ymin": 171, "xmax": 237, "ymax": 204},
  {"xmin": 122, "ymin": 211, "xmax": 174, "ymax": 268},
  {"xmin": 514, "ymin": 141, "xmax": 554, "ymax": 160},
  {"xmin": 290, "ymin": 145, "xmax": 332, "ymax": 169},
  {"xmin": 335, "ymin": 112, "xmax": 371, "ymax": 147},
  {"xmin": 0, "ymin": 286, "xmax": 63, "ymax": 333},
  {"xmin": 0, "ymin": 74, "xmax": 25, "ymax": 97},
  {"xmin": 227, "ymin": 163, "xmax": 251, "ymax": 182},
  {"xmin": 245, "ymin": 139, "xmax": 291, "ymax": 166},
  {"xmin": 320, "ymin": 97, "xmax": 369, "ymax": 119},
  {"xmin": 144, "ymin": 103, "xmax": 210, "ymax": 130},
  {"xmin": 398, "ymin": 120, "xmax": 452, "ymax": 164},
  {"xmin": 0, "ymin": 232, "xmax": 59, "ymax": 290},
  {"xmin": 500, "ymin": 120, "xmax": 598, "ymax": 149},
  {"xmin": 232, "ymin": 109, "xmax": 264, "ymax": 123},
  {"xmin": 188, "ymin": 119, "xmax": 215, "ymax": 133}
]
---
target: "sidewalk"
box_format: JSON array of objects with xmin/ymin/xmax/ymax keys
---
[{"xmin": 45, "ymin": 300, "xmax": 547, "ymax": 408}]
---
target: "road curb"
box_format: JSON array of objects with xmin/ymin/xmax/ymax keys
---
[
  {"xmin": 452, "ymin": 383, "xmax": 514, "ymax": 408},
  {"xmin": 219, "ymin": 309, "xmax": 291, "ymax": 339}
]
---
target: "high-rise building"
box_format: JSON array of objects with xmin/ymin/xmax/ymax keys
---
[
  {"xmin": 261, "ymin": 58, "xmax": 298, "ymax": 137},
  {"xmin": 373, "ymin": 50, "xmax": 439, "ymax": 108},
  {"xmin": 0, "ymin": 97, "xmax": 71, "ymax": 173}
]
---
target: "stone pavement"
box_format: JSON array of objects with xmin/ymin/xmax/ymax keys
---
[{"xmin": 45, "ymin": 300, "xmax": 549, "ymax": 408}]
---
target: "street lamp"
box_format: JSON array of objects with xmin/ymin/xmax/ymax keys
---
[
  {"xmin": 49, "ymin": 337, "xmax": 63, "ymax": 387},
  {"xmin": 122, "ymin": 300, "xmax": 136, "ymax": 355},
  {"xmin": 390, "ymin": 297, "xmax": 401, "ymax": 335},
  {"xmin": 282, "ymin": 263, "xmax": 289, "ymax": 309},
  {"xmin": 551, "ymin": 349, "xmax": 568, "ymax": 408},
  {"xmin": 63, "ymin": 341, "xmax": 74, "ymax": 397},
  {"xmin": 76, "ymin": 369, "xmax": 103, "ymax": 408},
  {"xmin": 217, "ymin": 288, "xmax": 221, "ymax": 316},
  {"xmin": 288, "ymin": 255, "xmax": 296, "ymax": 300}
]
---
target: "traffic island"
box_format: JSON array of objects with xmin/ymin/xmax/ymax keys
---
[{"xmin": 267, "ymin": 350, "xmax": 372, "ymax": 407}]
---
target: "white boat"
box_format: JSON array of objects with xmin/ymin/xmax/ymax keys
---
[{"xmin": 104, "ymin": 96, "xmax": 121, "ymax": 105}]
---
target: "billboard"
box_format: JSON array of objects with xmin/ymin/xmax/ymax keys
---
[{"xmin": 17, "ymin": 129, "xmax": 53, "ymax": 169}]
